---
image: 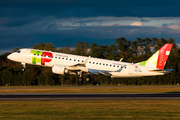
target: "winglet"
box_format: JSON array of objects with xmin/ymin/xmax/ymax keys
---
[
  {"xmin": 119, "ymin": 58, "xmax": 123, "ymax": 62},
  {"xmin": 79, "ymin": 56, "xmax": 91, "ymax": 66}
]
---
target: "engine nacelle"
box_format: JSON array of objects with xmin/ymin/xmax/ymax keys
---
[{"xmin": 52, "ymin": 65, "xmax": 68, "ymax": 75}]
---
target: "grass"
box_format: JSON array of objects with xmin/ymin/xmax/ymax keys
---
[
  {"xmin": 0, "ymin": 100, "xmax": 180, "ymax": 120},
  {"xmin": 0, "ymin": 85, "xmax": 180, "ymax": 93},
  {"xmin": 0, "ymin": 86, "xmax": 180, "ymax": 119}
]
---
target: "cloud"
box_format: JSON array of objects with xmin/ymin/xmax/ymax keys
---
[
  {"xmin": 0, "ymin": 17, "xmax": 10, "ymax": 25},
  {"xmin": 176, "ymin": 43, "xmax": 180, "ymax": 48},
  {"xmin": 130, "ymin": 22, "xmax": 143, "ymax": 26},
  {"xmin": 1, "ymin": 16, "xmax": 180, "ymax": 51},
  {"xmin": 168, "ymin": 25, "xmax": 180, "ymax": 30},
  {"xmin": 53, "ymin": 17, "xmax": 180, "ymax": 28},
  {"xmin": 1, "ymin": 0, "xmax": 180, "ymax": 54},
  {"xmin": 0, "ymin": 49, "xmax": 13, "ymax": 55}
]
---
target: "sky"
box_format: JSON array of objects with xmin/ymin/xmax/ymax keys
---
[{"xmin": 1, "ymin": 0, "xmax": 180, "ymax": 54}]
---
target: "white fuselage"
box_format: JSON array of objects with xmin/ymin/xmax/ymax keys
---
[{"xmin": 7, "ymin": 48, "xmax": 164, "ymax": 78}]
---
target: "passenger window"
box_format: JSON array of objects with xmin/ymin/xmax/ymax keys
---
[
  {"xmin": 89, "ymin": 61, "xmax": 91, "ymax": 63},
  {"xmin": 103, "ymin": 64, "xmax": 105, "ymax": 65},
  {"xmin": 93, "ymin": 62, "xmax": 95, "ymax": 64},
  {"xmin": 62, "ymin": 58, "xmax": 64, "ymax": 60},
  {"xmin": 96, "ymin": 63, "xmax": 98, "ymax": 64},
  {"xmin": 55, "ymin": 57, "xmax": 57, "ymax": 59},
  {"xmin": 99, "ymin": 63, "xmax": 101, "ymax": 65},
  {"xmin": 114, "ymin": 65, "xmax": 115, "ymax": 67},
  {"xmin": 110, "ymin": 65, "xmax": 112, "ymax": 66},
  {"xmin": 82, "ymin": 60, "xmax": 84, "ymax": 62},
  {"xmin": 74, "ymin": 59, "xmax": 76, "ymax": 61},
  {"xmin": 78, "ymin": 60, "xmax": 80, "ymax": 62},
  {"xmin": 106, "ymin": 64, "xmax": 108, "ymax": 66},
  {"xmin": 70, "ymin": 59, "xmax": 71, "ymax": 61},
  {"xmin": 117, "ymin": 66, "xmax": 119, "ymax": 68},
  {"xmin": 66, "ymin": 58, "xmax": 68, "ymax": 60}
]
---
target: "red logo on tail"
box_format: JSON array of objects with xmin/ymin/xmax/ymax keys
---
[{"xmin": 157, "ymin": 44, "xmax": 173, "ymax": 69}]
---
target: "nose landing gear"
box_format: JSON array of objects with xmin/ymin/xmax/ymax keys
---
[{"xmin": 21, "ymin": 63, "xmax": 26, "ymax": 71}]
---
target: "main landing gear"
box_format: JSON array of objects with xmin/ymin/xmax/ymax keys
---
[
  {"xmin": 78, "ymin": 77, "xmax": 90, "ymax": 82},
  {"xmin": 78, "ymin": 71, "xmax": 90, "ymax": 82},
  {"xmin": 85, "ymin": 77, "xmax": 90, "ymax": 82}
]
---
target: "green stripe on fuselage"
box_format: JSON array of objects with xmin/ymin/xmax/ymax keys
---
[{"xmin": 30, "ymin": 50, "xmax": 43, "ymax": 64}]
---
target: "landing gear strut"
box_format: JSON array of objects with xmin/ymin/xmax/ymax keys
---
[
  {"xmin": 78, "ymin": 71, "xmax": 83, "ymax": 82},
  {"xmin": 21, "ymin": 63, "xmax": 26, "ymax": 71}
]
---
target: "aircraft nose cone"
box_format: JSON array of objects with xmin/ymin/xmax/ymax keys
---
[{"xmin": 7, "ymin": 54, "xmax": 12, "ymax": 60}]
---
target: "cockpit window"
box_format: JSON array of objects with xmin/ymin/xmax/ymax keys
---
[{"xmin": 16, "ymin": 50, "xmax": 21, "ymax": 53}]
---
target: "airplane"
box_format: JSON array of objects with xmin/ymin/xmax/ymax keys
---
[{"xmin": 7, "ymin": 43, "xmax": 173, "ymax": 81}]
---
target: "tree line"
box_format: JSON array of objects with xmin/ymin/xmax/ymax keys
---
[{"xmin": 0, "ymin": 37, "xmax": 180, "ymax": 86}]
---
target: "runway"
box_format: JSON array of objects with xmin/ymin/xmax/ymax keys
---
[{"xmin": 0, "ymin": 93, "xmax": 180, "ymax": 100}]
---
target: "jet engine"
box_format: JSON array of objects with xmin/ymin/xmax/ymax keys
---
[{"xmin": 52, "ymin": 65, "xmax": 68, "ymax": 75}]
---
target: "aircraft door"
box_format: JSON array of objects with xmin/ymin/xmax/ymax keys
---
[
  {"xmin": 129, "ymin": 64, "xmax": 134, "ymax": 74},
  {"xmin": 26, "ymin": 49, "xmax": 31, "ymax": 59}
]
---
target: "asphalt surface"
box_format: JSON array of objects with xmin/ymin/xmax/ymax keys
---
[
  {"xmin": 0, "ymin": 93, "xmax": 180, "ymax": 100},
  {"xmin": 0, "ymin": 86, "xmax": 180, "ymax": 89}
]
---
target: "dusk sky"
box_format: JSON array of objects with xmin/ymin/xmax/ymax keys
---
[{"xmin": 1, "ymin": 0, "xmax": 180, "ymax": 54}]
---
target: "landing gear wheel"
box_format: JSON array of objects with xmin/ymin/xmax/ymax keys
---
[
  {"xmin": 78, "ymin": 77, "xmax": 83, "ymax": 82},
  {"xmin": 85, "ymin": 77, "xmax": 90, "ymax": 82}
]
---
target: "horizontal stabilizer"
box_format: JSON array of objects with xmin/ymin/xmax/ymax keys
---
[{"xmin": 148, "ymin": 69, "xmax": 174, "ymax": 74}]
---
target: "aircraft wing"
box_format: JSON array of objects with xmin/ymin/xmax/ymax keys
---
[{"xmin": 64, "ymin": 56, "xmax": 91, "ymax": 73}]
